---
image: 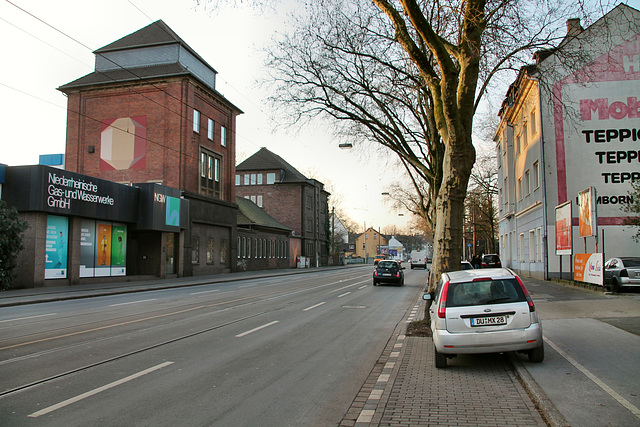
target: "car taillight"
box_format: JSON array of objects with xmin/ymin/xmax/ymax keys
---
[
  {"xmin": 516, "ymin": 276, "xmax": 535, "ymax": 312},
  {"xmin": 396, "ymin": 272, "xmax": 400, "ymax": 278},
  {"xmin": 438, "ymin": 280, "xmax": 450, "ymax": 318},
  {"xmin": 497, "ymin": 261, "xmax": 501, "ymax": 267},
  {"xmin": 482, "ymin": 262, "xmax": 487, "ymax": 267},
  {"xmin": 621, "ymin": 269, "xmax": 628, "ymax": 277},
  {"xmin": 374, "ymin": 271, "xmax": 378, "ymax": 277}
]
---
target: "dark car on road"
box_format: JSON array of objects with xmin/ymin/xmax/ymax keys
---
[
  {"xmin": 481, "ymin": 254, "xmax": 502, "ymax": 268},
  {"xmin": 604, "ymin": 257, "xmax": 640, "ymax": 292},
  {"xmin": 373, "ymin": 260, "xmax": 405, "ymax": 286}
]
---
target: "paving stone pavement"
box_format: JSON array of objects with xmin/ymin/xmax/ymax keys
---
[{"xmin": 339, "ymin": 298, "xmax": 548, "ymax": 427}]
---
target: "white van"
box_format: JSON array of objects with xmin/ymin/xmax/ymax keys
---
[{"xmin": 410, "ymin": 250, "xmax": 428, "ymax": 269}]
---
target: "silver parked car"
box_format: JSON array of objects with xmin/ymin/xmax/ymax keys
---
[
  {"xmin": 604, "ymin": 257, "xmax": 640, "ymax": 292},
  {"xmin": 425, "ymin": 268, "xmax": 543, "ymax": 368}
]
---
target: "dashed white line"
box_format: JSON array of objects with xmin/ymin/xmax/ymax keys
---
[
  {"xmin": 190, "ymin": 289, "xmax": 220, "ymax": 295},
  {"xmin": 0, "ymin": 313, "xmax": 57, "ymax": 323},
  {"xmin": 303, "ymin": 302, "xmax": 326, "ymax": 311},
  {"xmin": 28, "ymin": 361, "xmax": 174, "ymax": 418},
  {"xmin": 338, "ymin": 292, "xmax": 351, "ymax": 298},
  {"xmin": 109, "ymin": 299, "xmax": 157, "ymax": 307},
  {"xmin": 236, "ymin": 321, "xmax": 280, "ymax": 338}
]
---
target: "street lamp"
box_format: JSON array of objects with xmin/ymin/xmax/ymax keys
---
[{"xmin": 339, "ymin": 143, "xmax": 353, "ymax": 149}]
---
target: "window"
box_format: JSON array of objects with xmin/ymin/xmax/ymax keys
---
[
  {"xmin": 257, "ymin": 195, "xmax": 263, "ymax": 207},
  {"xmin": 244, "ymin": 174, "xmax": 250, "ymax": 185},
  {"xmin": 247, "ymin": 237, "xmax": 252, "ymax": 259},
  {"xmin": 529, "ymin": 230, "xmax": 536, "ymax": 263},
  {"xmin": 208, "ymin": 118, "xmax": 214, "ymax": 140},
  {"xmin": 525, "ymin": 170, "xmax": 530, "ymax": 196},
  {"xmin": 503, "ymin": 178, "xmax": 508, "ymax": 209},
  {"xmin": 235, "ymin": 174, "xmax": 241, "ymax": 186},
  {"xmin": 530, "ymin": 110, "xmax": 537, "ymax": 135},
  {"xmin": 251, "ymin": 174, "xmax": 257, "ymax": 185},
  {"xmin": 267, "ymin": 173, "xmax": 276, "ymax": 184},
  {"xmin": 192, "ymin": 237, "xmax": 200, "ymax": 264},
  {"xmin": 516, "ymin": 134, "xmax": 521, "ymax": 156},
  {"xmin": 537, "ymin": 228, "xmax": 543, "ymax": 262},
  {"xmin": 523, "ymin": 124, "xmax": 528, "ymax": 147},
  {"xmin": 533, "ymin": 161, "xmax": 540, "ymax": 190},
  {"xmin": 220, "ymin": 239, "xmax": 228, "ymax": 264},
  {"xmin": 517, "ymin": 177, "xmax": 523, "ymax": 201},
  {"xmin": 193, "ymin": 109, "xmax": 200, "ymax": 133},
  {"xmin": 237, "ymin": 237, "xmax": 241, "ymax": 258},
  {"xmin": 200, "ymin": 149, "xmax": 222, "ymax": 198},
  {"xmin": 207, "ymin": 238, "xmax": 215, "ymax": 264},
  {"xmin": 257, "ymin": 174, "xmax": 263, "ymax": 185},
  {"xmin": 519, "ymin": 233, "xmax": 525, "ymax": 262},
  {"xmin": 221, "ymin": 126, "xmax": 227, "ymax": 147}
]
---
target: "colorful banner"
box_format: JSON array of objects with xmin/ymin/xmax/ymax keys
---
[
  {"xmin": 574, "ymin": 253, "xmax": 603, "ymax": 285},
  {"xmin": 79, "ymin": 219, "xmax": 96, "ymax": 277},
  {"xmin": 578, "ymin": 187, "xmax": 597, "ymax": 238},
  {"xmin": 555, "ymin": 201, "xmax": 572, "ymax": 255},
  {"xmin": 45, "ymin": 215, "xmax": 69, "ymax": 279},
  {"xmin": 111, "ymin": 224, "xmax": 127, "ymax": 276},
  {"xmin": 95, "ymin": 223, "xmax": 112, "ymax": 277}
]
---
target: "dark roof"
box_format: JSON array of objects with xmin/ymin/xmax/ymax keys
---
[
  {"xmin": 236, "ymin": 148, "xmax": 308, "ymax": 183},
  {"xmin": 236, "ymin": 197, "xmax": 292, "ymax": 232},
  {"xmin": 95, "ymin": 20, "xmax": 216, "ymax": 74},
  {"xmin": 58, "ymin": 63, "xmax": 191, "ymax": 91}
]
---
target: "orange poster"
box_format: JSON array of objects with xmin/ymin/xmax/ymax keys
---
[{"xmin": 97, "ymin": 223, "xmax": 112, "ymax": 266}]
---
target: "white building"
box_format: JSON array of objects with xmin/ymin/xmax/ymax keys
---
[
  {"xmin": 495, "ymin": 4, "xmax": 640, "ymax": 280},
  {"xmin": 387, "ymin": 236, "xmax": 406, "ymax": 261}
]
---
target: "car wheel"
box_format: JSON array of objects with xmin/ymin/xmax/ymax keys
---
[
  {"xmin": 434, "ymin": 347, "xmax": 447, "ymax": 369},
  {"xmin": 528, "ymin": 343, "xmax": 544, "ymax": 363},
  {"xmin": 611, "ymin": 278, "xmax": 620, "ymax": 293},
  {"xmin": 410, "ymin": 265, "xmax": 414, "ymax": 270},
  {"xmin": 373, "ymin": 280, "xmax": 378, "ymax": 286}
]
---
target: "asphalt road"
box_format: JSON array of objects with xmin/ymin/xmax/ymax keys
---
[{"xmin": 0, "ymin": 266, "xmax": 425, "ymax": 426}]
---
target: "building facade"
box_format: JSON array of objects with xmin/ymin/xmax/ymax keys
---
[
  {"xmin": 495, "ymin": 5, "xmax": 640, "ymax": 280},
  {"xmin": 235, "ymin": 148, "xmax": 330, "ymax": 267},
  {"xmin": 355, "ymin": 228, "xmax": 389, "ymax": 261},
  {"xmin": 57, "ymin": 20, "xmax": 243, "ymax": 278}
]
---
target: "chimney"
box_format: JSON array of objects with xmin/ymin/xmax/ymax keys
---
[{"xmin": 566, "ymin": 18, "xmax": 583, "ymax": 37}]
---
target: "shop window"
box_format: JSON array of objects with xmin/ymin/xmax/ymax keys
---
[{"xmin": 207, "ymin": 238, "xmax": 215, "ymax": 264}]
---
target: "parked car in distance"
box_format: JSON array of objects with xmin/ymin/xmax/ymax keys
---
[
  {"xmin": 460, "ymin": 261, "xmax": 474, "ymax": 270},
  {"xmin": 410, "ymin": 250, "xmax": 428, "ymax": 269},
  {"xmin": 425, "ymin": 268, "xmax": 543, "ymax": 368},
  {"xmin": 604, "ymin": 257, "xmax": 640, "ymax": 292},
  {"xmin": 481, "ymin": 254, "xmax": 502, "ymax": 268},
  {"xmin": 373, "ymin": 260, "xmax": 405, "ymax": 286}
]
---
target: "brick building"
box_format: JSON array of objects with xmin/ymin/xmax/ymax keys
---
[
  {"xmin": 56, "ymin": 20, "xmax": 242, "ymax": 279},
  {"xmin": 235, "ymin": 148, "xmax": 330, "ymax": 267}
]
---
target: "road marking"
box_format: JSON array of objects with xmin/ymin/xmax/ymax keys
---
[
  {"xmin": 235, "ymin": 321, "xmax": 279, "ymax": 338},
  {"xmin": 28, "ymin": 361, "xmax": 174, "ymax": 418},
  {"xmin": 338, "ymin": 292, "xmax": 351, "ymax": 298},
  {"xmin": 109, "ymin": 299, "xmax": 156, "ymax": 307},
  {"xmin": 0, "ymin": 313, "xmax": 57, "ymax": 323},
  {"xmin": 545, "ymin": 337, "xmax": 640, "ymax": 419},
  {"xmin": 190, "ymin": 289, "xmax": 220, "ymax": 295},
  {"xmin": 303, "ymin": 302, "xmax": 326, "ymax": 311},
  {"xmin": 358, "ymin": 285, "xmax": 367, "ymax": 289}
]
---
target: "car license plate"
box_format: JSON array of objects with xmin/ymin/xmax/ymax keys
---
[
  {"xmin": 382, "ymin": 273, "xmax": 392, "ymax": 276},
  {"xmin": 471, "ymin": 316, "xmax": 507, "ymax": 327}
]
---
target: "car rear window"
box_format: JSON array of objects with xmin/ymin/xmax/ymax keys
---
[
  {"xmin": 447, "ymin": 279, "xmax": 526, "ymax": 307},
  {"xmin": 622, "ymin": 258, "xmax": 640, "ymax": 267},
  {"xmin": 378, "ymin": 261, "xmax": 398, "ymax": 270},
  {"xmin": 483, "ymin": 255, "xmax": 500, "ymax": 263}
]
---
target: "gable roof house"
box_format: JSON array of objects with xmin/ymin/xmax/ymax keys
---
[{"xmin": 236, "ymin": 148, "xmax": 330, "ymax": 267}]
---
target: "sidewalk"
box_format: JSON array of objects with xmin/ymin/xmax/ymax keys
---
[{"xmin": 339, "ymin": 294, "xmax": 564, "ymax": 427}]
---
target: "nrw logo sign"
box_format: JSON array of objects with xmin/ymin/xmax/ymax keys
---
[{"xmin": 165, "ymin": 196, "xmax": 180, "ymax": 227}]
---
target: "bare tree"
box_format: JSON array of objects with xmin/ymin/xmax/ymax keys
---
[{"xmin": 200, "ymin": 0, "xmax": 610, "ymax": 295}]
